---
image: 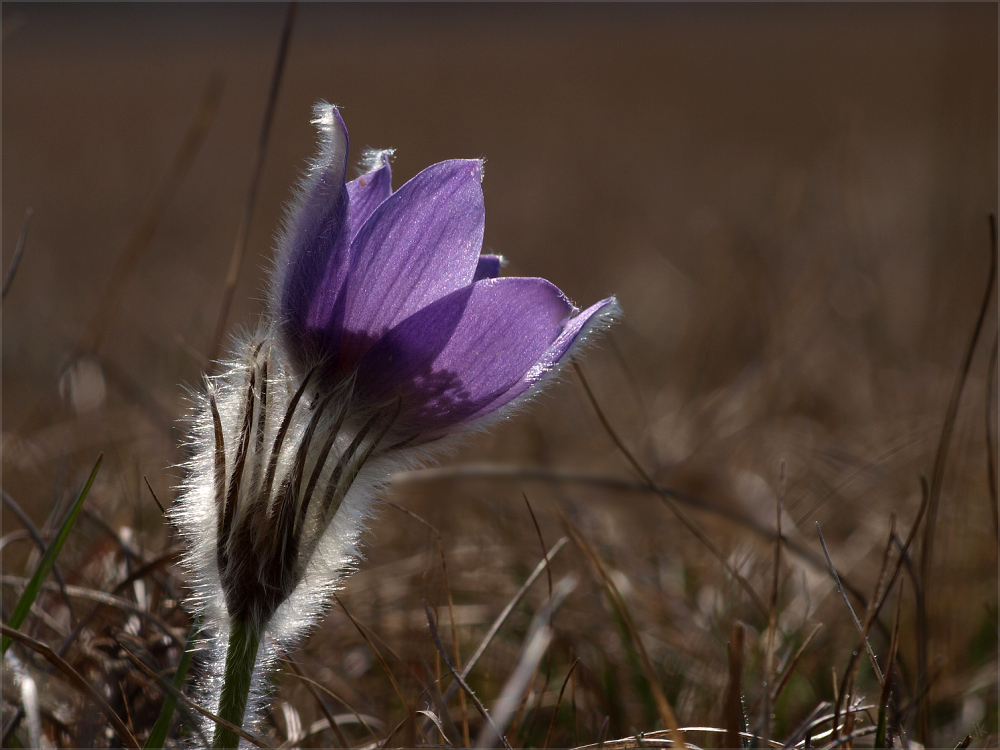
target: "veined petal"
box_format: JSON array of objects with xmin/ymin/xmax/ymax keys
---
[
  {"xmin": 277, "ymin": 104, "xmax": 352, "ymax": 369},
  {"xmin": 473, "ymin": 254, "xmax": 504, "ymax": 281},
  {"xmin": 356, "ymin": 277, "xmax": 578, "ymax": 432},
  {"xmin": 334, "ymin": 159, "xmax": 485, "ymax": 370}
]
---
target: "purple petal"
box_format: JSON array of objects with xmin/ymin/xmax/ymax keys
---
[
  {"xmin": 472, "ymin": 295, "xmax": 619, "ymax": 418},
  {"xmin": 334, "ymin": 159, "xmax": 485, "ymax": 370},
  {"xmin": 473, "ymin": 254, "xmax": 503, "ymax": 281},
  {"xmin": 357, "ymin": 277, "xmax": 578, "ymax": 432},
  {"xmin": 277, "ymin": 104, "xmax": 351, "ymax": 368},
  {"xmin": 345, "ymin": 151, "xmax": 392, "ymax": 239}
]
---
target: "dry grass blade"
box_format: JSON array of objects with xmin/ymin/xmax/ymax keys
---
[
  {"xmin": 562, "ymin": 516, "xmax": 685, "ymax": 750},
  {"xmin": 814, "ymin": 522, "xmax": 881, "ymax": 681},
  {"xmin": 519, "ymin": 492, "xmax": 554, "ymax": 744},
  {"xmin": 1, "ymin": 576, "xmax": 184, "ymax": 648},
  {"xmin": 333, "ymin": 593, "xmax": 428, "ymax": 745},
  {"xmin": 770, "ymin": 623, "xmax": 823, "ymax": 705},
  {"xmin": 1, "ymin": 489, "xmax": 72, "ymax": 613},
  {"xmin": 574, "ymin": 726, "xmax": 786, "ymax": 749},
  {"xmin": 875, "ymin": 582, "xmax": 904, "ymax": 748},
  {"xmin": 573, "ymin": 363, "xmax": 768, "ymax": 617},
  {"xmin": 785, "ymin": 702, "xmax": 877, "ymax": 749},
  {"xmin": 284, "ymin": 661, "xmax": 381, "ymax": 745},
  {"xmin": 760, "ymin": 461, "xmax": 785, "ymax": 746},
  {"xmin": 144, "ymin": 476, "xmax": 167, "ymax": 516},
  {"xmin": 723, "ymin": 622, "xmax": 746, "ymax": 750},
  {"xmin": 475, "ymin": 576, "xmax": 576, "ymax": 749},
  {"xmin": 442, "ymin": 535, "xmax": 569, "ymax": 707},
  {"xmin": 383, "ymin": 498, "xmax": 470, "ymax": 745},
  {"xmin": 2, "ymin": 206, "xmax": 32, "ymax": 300},
  {"xmin": 988, "ymin": 322, "xmax": 999, "ymax": 538},
  {"xmin": 874, "ymin": 478, "xmax": 929, "ymax": 618},
  {"xmin": 285, "ymin": 658, "xmax": 351, "ymax": 749},
  {"xmin": 424, "ymin": 600, "xmax": 512, "ymax": 750},
  {"xmin": 523, "ymin": 493, "xmax": 554, "ymax": 606},
  {"xmin": 918, "ymin": 213, "xmax": 997, "ymax": 741},
  {"xmin": 543, "ymin": 657, "xmax": 580, "ymax": 749},
  {"xmin": 207, "ymin": 1, "xmax": 297, "ymax": 363},
  {"xmin": 397, "ymin": 463, "xmax": 878, "ymax": 613},
  {"xmin": 109, "ymin": 545, "xmax": 183, "ymax": 597},
  {"xmin": 571, "ymin": 363, "xmax": 654, "ymax": 486},
  {"xmin": 415, "ymin": 662, "xmax": 464, "ymax": 745},
  {"xmin": 43, "ymin": 544, "xmax": 183, "ymax": 676},
  {"xmin": 289, "ymin": 716, "xmax": 386, "ymax": 749},
  {"xmin": 1, "ymin": 623, "xmax": 140, "ymax": 749},
  {"xmin": 118, "ymin": 640, "xmax": 271, "ymax": 748},
  {"xmin": 833, "ymin": 513, "xmax": 899, "ymax": 738}
]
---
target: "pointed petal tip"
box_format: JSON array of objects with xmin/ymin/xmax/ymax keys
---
[
  {"xmin": 473, "ymin": 254, "xmax": 505, "ymax": 281},
  {"xmin": 435, "ymin": 158, "xmax": 484, "ymax": 181},
  {"xmin": 311, "ymin": 101, "xmax": 345, "ymax": 131},
  {"xmin": 521, "ymin": 295, "xmax": 618, "ymax": 387},
  {"xmin": 310, "ymin": 104, "xmax": 349, "ymax": 164},
  {"xmin": 360, "ymin": 148, "xmax": 395, "ymax": 174},
  {"xmin": 586, "ymin": 295, "xmax": 622, "ymax": 325}
]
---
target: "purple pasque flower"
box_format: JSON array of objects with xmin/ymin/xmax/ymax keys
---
[
  {"xmin": 273, "ymin": 103, "xmax": 617, "ymax": 438},
  {"xmin": 174, "ymin": 103, "xmax": 616, "ymax": 744}
]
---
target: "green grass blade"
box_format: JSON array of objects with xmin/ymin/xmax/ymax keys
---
[
  {"xmin": 144, "ymin": 618, "xmax": 200, "ymax": 749},
  {"xmin": 2, "ymin": 453, "xmax": 103, "ymax": 655}
]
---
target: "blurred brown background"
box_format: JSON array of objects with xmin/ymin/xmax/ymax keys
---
[{"xmin": 2, "ymin": 3, "xmax": 997, "ymax": 746}]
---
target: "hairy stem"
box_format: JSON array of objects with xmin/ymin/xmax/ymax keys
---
[{"xmin": 213, "ymin": 619, "xmax": 263, "ymax": 749}]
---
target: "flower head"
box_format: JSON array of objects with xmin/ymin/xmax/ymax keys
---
[
  {"xmin": 173, "ymin": 103, "xmax": 616, "ymax": 744},
  {"xmin": 273, "ymin": 103, "xmax": 616, "ymax": 438}
]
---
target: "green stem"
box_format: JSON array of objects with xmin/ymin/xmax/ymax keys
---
[{"xmin": 213, "ymin": 619, "xmax": 263, "ymax": 749}]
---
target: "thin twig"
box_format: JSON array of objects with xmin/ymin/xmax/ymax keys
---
[
  {"xmin": 208, "ymin": 1, "xmax": 297, "ymax": 364},
  {"xmin": 2, "ymin": 207, "xmax": 32, "ymax": 300}
]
